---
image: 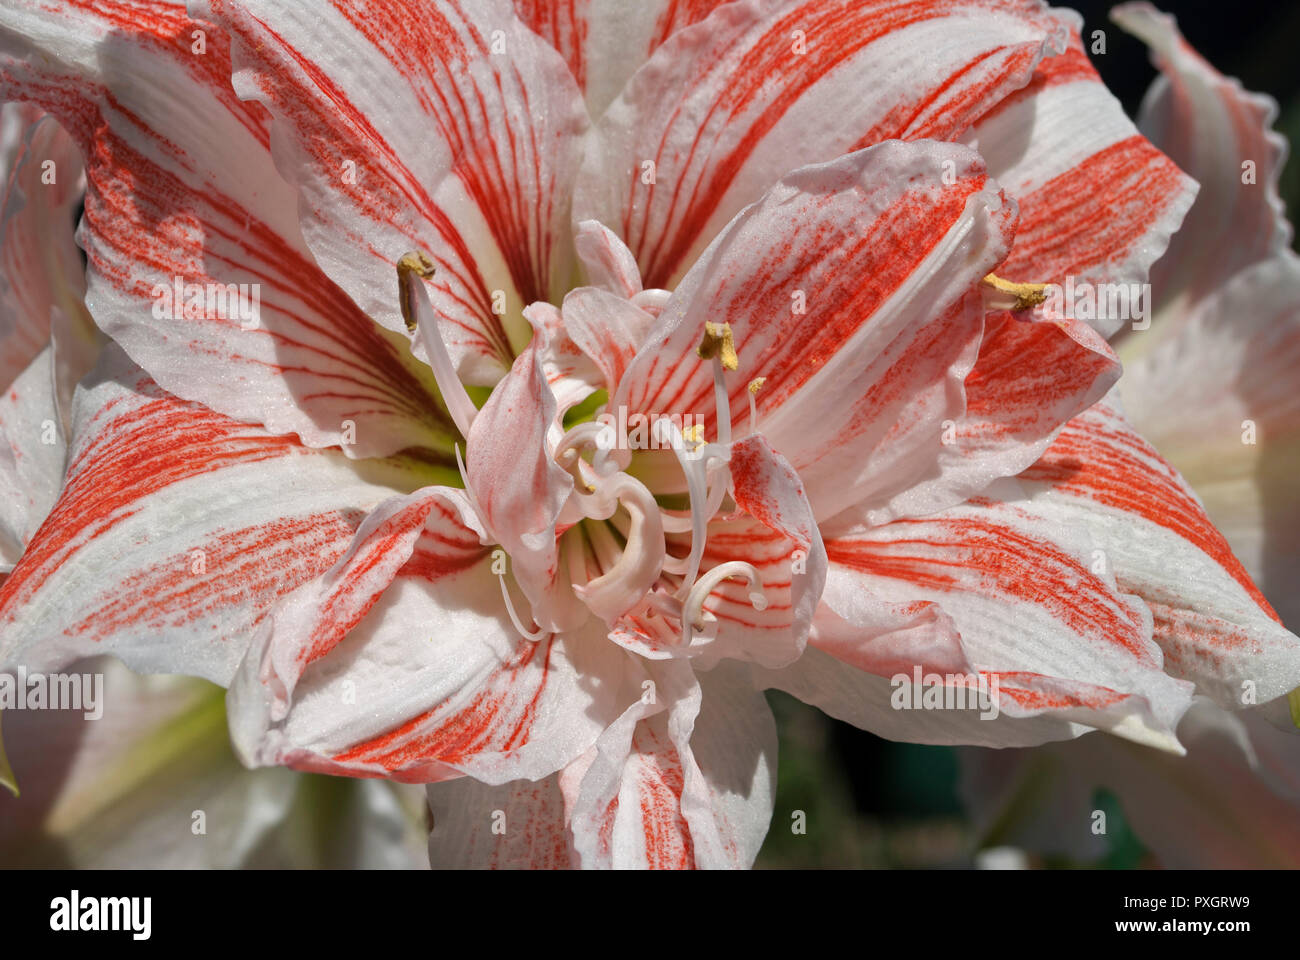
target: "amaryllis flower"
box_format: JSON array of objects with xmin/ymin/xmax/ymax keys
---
[
  {"xmin": 960, "ymin": 3, "xmax": 1300, "ymax": 869},
  {"xmin": 0, "ymin": 0, "xmax": 1296, "ymax": 870}
]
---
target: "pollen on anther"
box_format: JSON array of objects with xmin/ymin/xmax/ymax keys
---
[
  {"xmin": 397, "ymin": 250, "xmax": 437, "ymax": 332},
  {"xmin": 697, "ymin": 321, "xmax": 739, "ymax": 371},
  {"xmin": 981, "ymin": 272, "xmax": 1048, "ymax": 312}
]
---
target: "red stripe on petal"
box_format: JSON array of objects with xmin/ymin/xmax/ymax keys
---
[
  {"xmin": 1021, "ymin": 404, "xmax": 1279, "ymax": 620},
  {"xmin": 637, "ymin": 163, "xmax": 1001, "ymax": 425},
  {"xmin": 629, "ymin": 721, "xmax": 695, "ymax": 870},
  {"xmin": 608, "ymin": 0, "xmax": 1062, "ymax": 286},
  {"xmin": 513, "ymin": 0, "xmax": 588, "ymax": 89},
  {"xmin": 999, "ymin": 135, "xmax": 1189, "ymax": 282},
  {"xmin": 975, "ymin": 31, "xmax": 1098, "ymax": 120},
  {"xmin": 962, "ymin": 310, "xmax": 1117, "ymax": 441},
  {"xmin": 827, "ymin": 505, "xmax": 1157, "ymax": 663},
  {"xmin": 64, "ymin": 512, "xmax": 360, "ymax": 642},
  {"xmin": 331, "ymin": 636, "xmax": 552, "ymax": 773},
  {"xmin": 0, "ymin": 376, "xmax": 301, "ymax": 621}
]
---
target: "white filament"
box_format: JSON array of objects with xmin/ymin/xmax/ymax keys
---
[
  {"xmin": 574, "ymin": 474, "xmax": 665, "ymax": 623},
  {"xmin": 498, "ymin": 576, "xmax": 548, "ymax": 642},
  {"xmin": 681, "ymin": 561, "xmax": 767, "ymax": 642},
  {"xmin": 408, "ymin": 273, "xmax": 479, "ymax": 438},
  {"xmin": 711, "ymin": 356, "xmax": 732, "ymax": 446},
  {"xmin": 654, "ymin": 419, "xmax": 712, "ymax": 589}
]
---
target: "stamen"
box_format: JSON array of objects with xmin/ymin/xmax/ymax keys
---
[
  {"xmin": 658, "ymin": 509, "xmax": 695, "ymax": 535},
  {"xmin": 573, "ymin": 474, "xmax": 665, "ymax": 623},
  {"xmin": 702, "ymin": 455, "xmax": 730, "ymax": 521},
  {"xmin": 454, "ymin": 443, "xmax": 490, "ymax": 533},
  {"xmin": 711, "ymin": 358, "xmax": 732, "ymax": 446},
  {"xmin": 591, "ymin": 441, "xmax": 625, "ymax": 477},
  {"xmin": 397, "ymin": 251, "xmax": 479, "ymax": 437},
  {"xmin": 557, "ymin": 416, "xmax": 629, "ymax": 478},
  {"xmin": 681, "ymin": 561, "xmax": 767, "ymax": 642},
  {"xmin": 396, "ymin": 251, "xmax": 435, "ymax": 332},
  {"xmin": 747, "ymin": 377, "xmax": 766, "ymax": 436},
  {"xmin": 497, "ymin": 574, "xmax": 549, "ymax": 642},
  {"xmin": 981, "ymin": 273, "xmax": 1048, "ymax": 312},
  {"xmin": 654, "ymin": 418, "xmax": 711, "ymax": 586},
  {"xmin": 583, "ymin": 516, "xmax": 624, "ymax": 570},
  {"xmin": 568, "ymin": 530, "xmax": 594, "ymax": 588},
  {"xmin": 554, "ymin": 422, "xmax": 607, "ymax": 478},
  {"xmin": 697, "ymin": 321, "xmax": 739, "ymax": 371}
]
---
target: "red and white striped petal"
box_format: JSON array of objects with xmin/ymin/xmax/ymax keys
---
[
  {"xmin": 0, "ymin": 348, "xmax": 437, "ymax": 683},
  {"xmin": 576, "ymin": 0, "xmax": 1070, "ymax": 288},
  {"xmin": 969, "ymin": 27, "xmax": 1197, "ymax": 337},
  {"xmin": 522, "ymin": 300, "xmax": 600, "ymax": 420},
  {"xmin": 426, "ymin": 770, "xmax": 576, "ymax": 869},
  {"xmin": 755, "ymin": 642, "xmax": 1088, "ymax": 750},
  {"xmin": 1120, "ymin": 255, "xmax": 1300, "ymax": 628},
  {"xmin": 890, "ymin": 304, "xmax": 1121, "ymax": 524},
  {"xmin": 241, "ymin": 487, "xmax": 488, "ymax": 719},
  {"xmin": 755, "ymin": 533, "xmax": 1179, "ymax": 750},
  {"xmin": 573, "ymin": 219, "xmax": 644, "ymax": 299},
  {"xmin": 820, "ymin": 481, "xmax": 1196, "ymax": 750},
  {"xmin": 0, "ymin": 104, "xmax": 88, "ymax": 395},
  {"xmin": 568, "ymin": 662, "xmax": 774, "ymax": 869},
  {"xmin": 0, "ymin": 105, "xmax": 104, "ymax": 568},
  {"xmin": 616, "ymin": 140, "xmax": 1024, "ymax": 523},
  {"xmin": 465, "ymin": 323, "xmax": 575, "ymax": 627},
  {"xmin": 1018, "ymin": 395, "xmax": 1300, "ymax": 707},
  {"xmin": 512, "ymin": 0, "xmax": 726, "ymax": 116},
  {"xmin": 0, "ymin": 0, "xmax": 454, "ymax": 458},
  {"xmin": 701, "ymin": 434, "xmax": 826, "ymax": 668},
  {"xmin": 228, "ymin": 499, "xmax": 633, "ymax": 785},
  {"xmin": 560, "ymin": 286, "xmax": 655, "ymax": 396},
  {"xmin": 1113, "ymin": 3, "xmax": 1291, "ymax": 343},
  {"xmin": 199, "ymin": 0, "xmax": 589, "ymax": 386}
]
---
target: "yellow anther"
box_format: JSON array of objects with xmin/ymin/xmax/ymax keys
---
[
  {"xmin": 697, "ymin": 321, "xmax": 739, "ymax": 371},
  {"xmin": 747, "ymin": 377, "xmax": 766, "ymax": 395},
  {"xmin": 683, "ymin": 422, "xmax": 706, "ymax": 446},
  {"xmin": 982, "ymin": 273, "xmax": 1048, "ymax": 312},
  {"xmin": 397, "ymin": 251, "xmax": 437, "ymax": 332}
]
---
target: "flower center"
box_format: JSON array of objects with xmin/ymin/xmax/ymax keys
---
[
  {"xmin": 546, "ymin": 323, "xmax": 768, "ymax": 644},
  {"xmin": 398, "ymin": 252, "xmax": 771, "ymax": 648}
]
